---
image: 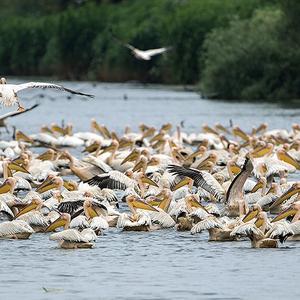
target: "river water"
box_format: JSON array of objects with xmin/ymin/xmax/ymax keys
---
[{"xmin": 1, "ymin": 80, "xmax": 300, "ymax": 300}]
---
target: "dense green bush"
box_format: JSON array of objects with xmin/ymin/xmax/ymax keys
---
[
  {"xmin": 200, "ymin": 3, "xmax": 300, "ymax": 100},
  {"xmin": 201, "ymin": 9, "xmax": 283, "ymax": 100}
]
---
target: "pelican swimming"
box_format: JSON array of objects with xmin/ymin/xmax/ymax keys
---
[
  {"xmin": 0, "ymin": 118, "xmax": 300, "ymax": 253},
  {"xmin": 49, "ymin": 228, "xmax": 97, "ymax": 249},
  {"xmin": 117, "ymin": 195, "xmax": 159, "ymax": 231},
  {"xmin": 0, "ymin": 220, "xmax": 34, "ymax": 239}
]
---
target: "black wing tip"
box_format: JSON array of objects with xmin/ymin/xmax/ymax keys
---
[
  {"xmin": 167, "ymin": 164, "xmax": 188, "ymax": 173},
  {"xmin": 64, "ymin": 87, "xmax": 95, "ymax": 98},
  {"xmin": 76, "ymin": 92, "xmax": 95, "ymax": 98},
  {"xmin": 167, "ymin": 164, "xmax": 181, "ymax": 170}
]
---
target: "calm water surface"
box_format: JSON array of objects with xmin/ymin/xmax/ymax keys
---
[{"xmin": 1, "ymin": 80, "xmax": 300, "ymax": 300}]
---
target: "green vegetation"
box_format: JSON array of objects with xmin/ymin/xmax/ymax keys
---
[
  {"xmin": 201, "ymin": 1, "xmax": 300, "ymax": 100},
  {"xmin": 0, "ymin": 0, "xmax": 299, "ymax": 100}
]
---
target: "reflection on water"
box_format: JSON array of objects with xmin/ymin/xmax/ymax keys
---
[{"xmin": 1, "ymin": 81, "xmax": 300, "ymax": 300}]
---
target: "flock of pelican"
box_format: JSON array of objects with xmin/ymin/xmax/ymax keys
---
[{"xmin": 0, "ymin": 114, "xmax": 300, "ymax": 249}]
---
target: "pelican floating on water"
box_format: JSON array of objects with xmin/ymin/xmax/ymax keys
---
[{"xmin": 0, "ymin": 118, "xmax": 299, "ymax": 252}]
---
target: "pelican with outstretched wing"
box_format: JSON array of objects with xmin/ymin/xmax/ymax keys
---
[
  {"xmin": 0, "ymin": 78, "xmax": 94, "ymax": 111},
  {"xmin": 112, "ymin": 34, "xmax": 171, "ymax": 61},
  {"xmin": 125, "ymin": 43, "xmax": 171, "ymax": 61},
  {"xmin": 0, "ymin": 103, "xmax": 39, "ymax": 133}
]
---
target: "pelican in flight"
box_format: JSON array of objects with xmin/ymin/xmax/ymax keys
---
[
  {"xmin": 113, "ymin": 35, "xmax": 171, "ymax": 61},
  {"xmin": 0, "ymin": 103, "xmax": 39, "ymax": 133},
  {"xmin": 0, "ymin": 78, "xmax": 94, "ymax": 111},
  {"xmin": 125, "ymin": 44, "xmax": 171, "ymax": 61}
]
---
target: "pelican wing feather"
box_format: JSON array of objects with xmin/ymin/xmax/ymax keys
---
[
  {"xmin": 167, "ymin": 165, "xmax": 225, "ymax": 201},
  {"xmin": 15, "ymin": 82, "xmax": 94, "ymax": 98}
]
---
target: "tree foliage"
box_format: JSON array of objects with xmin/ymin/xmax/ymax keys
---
[
  {"xmin": 201, "ymin": 1, "xmax": 300, "ymax": 100},
  {"xmin": 0, "ymin": 0, "xmax": 299, "ymax": 100},
  {"xmin": 0, "ymin": 0, "xmax": 264, "ymax": 83}
]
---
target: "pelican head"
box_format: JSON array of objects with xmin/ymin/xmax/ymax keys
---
[
  {"xmin": 40, "ymin": 125, "xmax": 53, "ymax": 134},
  {"xmin": 250, "ymin": 143, "xmax": 274, "ymax": 158},
  {"xmin": 270, "ymin": 182, "xmax": 300, "ymax": 210},
  {"xmin": 242, "ymin": 204, "xmax": 262, "ymax": 222},
  {"xmin": 132, "ymin": 156, "xmax": 147, "ymax": 173},
  {"xmin": 45, "ymin": 213, "xmax": 71, "ymax": 232},
  {"xmin": 277, "ymin": 149, "xmax": 300, "ymax": 169},
  {"xmin": 202, "ymin": 123, "xmax": 218, "ymax": 135},
  {"xmin": 197, "ymin": 153, "xmax": 217, "ymax": 169},
  {"xmin": 15, "ymin": 130, "xmax": 34, "ymax": 143},
  {"xmin": 256, "ymin": 122, "xmax": 268, "ymax": 134},
  {"xmin": 118, "ymin": 138, "xmax": 133, "ymax": 149},
  {"xmin": 90, "ymin": 119, "xmax": 100, "ymax": 132},
  {"xmin": 37, "ymin": 149, "xmax": 56, "ymax": 161},
  {"xmin": 84, "ymin": 199, "xmax": 108, "ymax": 219},
  {"xmin": 254, "ymin": 211, "xmax": 268, "ymax": 229},
  {"xmin": 7, "ymin": 161, "xmax": 30, "ymax": 174},
  {"xmin": 271, "ymin": 201, "xmax": 300, "ymax": 223},
  {"xmin": 161, "ymin": 123, "xmax": 172, "ymax": 132},
  {"xmin": 150, "ymin": 131, "xmax": 165, "ymax": 144},
  {"xmin": 83, "ymin": 141, "xmax": 101, "ymax": 153},
  {"xmin": 171, "ymin": 177, "xmax": 193, "ymax": 191},
  {"xmin": 0, "ymin": 78, "xmax": 7, "ymax": 84},
  {"xmin": 101, "ymin": 140, "xmax": 119, "ymax": 154},
  {"xmin": 84, "ymin": 199, "xmax": 98, "ymax": 219},
  {"xmin": 141, "ymin": 127, "xmax": 156, "ymax": 139},
  {"xmin": 250, "ymin": 177, "xmax": 267, "ymax": 193},
  {"xmin": 232, "ymin": 126, "xmax": 249, "ymax": 141},
  {"xmin": 140, "ymin": 148, "xmax": 150, "ymax": 158},
  {"xmin": 15, "ymin": 198, "xmax": 43, "ymax": 218},
  {"xmin": 185, "ymin": 194, "xmax": 208, "ymax": 213},
  {"xmin": 50, "ymin": 123, "xmax": 65, "ymax": 135},
  {"xmin": 292, "ymin": 123, "xmax": 300, "ymax": 132},
  {"xmin": 63, "ymin": 180, "xmax": 78, "ymax": 191},
  {"xmin": 36, "ymin": 176, "xmax": 63, "ymax": 193},
  {"xmin": 121, "ymin": 149, "xmax": 140, "ymax": 165},
  {"xmin": 126, "ymin": 195, "xmax": 158, "ymax": 213},
  {"xmin": 137, "ymin": 173, "xmax": 159, "ymax": 187},
  {"xmin": 139, "ymin": 123, "xmax": 148, "ymax": 133},
  {"xmin": 0, "ymin": 177, "xmax": 16, "ymax": 194}
]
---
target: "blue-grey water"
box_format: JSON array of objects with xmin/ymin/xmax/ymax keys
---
[{"xmin": 1, "ymin": 80, "xmax": 300, "ymax": 300}]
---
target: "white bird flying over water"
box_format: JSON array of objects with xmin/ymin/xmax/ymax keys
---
[
  {"xmin": 112, "ymin": 34, "xmax": 171, "ymax": 61},
  {"xmin": 0, "ymin": 78, "xmax": 94, "ymax": 112},
  {"xmin": 124, "ymin": 43, "xmax": 171, "ymax": 61}
]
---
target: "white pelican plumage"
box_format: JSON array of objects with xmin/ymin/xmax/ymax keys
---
[
  {"xmin": 49, "ymin": 228, "xmax": 96, "ymax": 249},
  {"xmin": 0, "ymin": 220, "xmax": 34, "ymax": 239},
  {"xmin": 0, "ymin": 200, "xmax": 14, "ymax": 221},
  {"xmin": 119, "ymin": 41, "xmax": 171, "ymax": 61},
  {"xmin": 271, "ymin": 201, "xmax": 300, "ymax": 240},
  {"xmin": 117, "ymin": 195, "xmax": 158, "ymax": 231},
  {"xmin": 0, "ymin": 78, "xmax": 94, "ymax": 111}
]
